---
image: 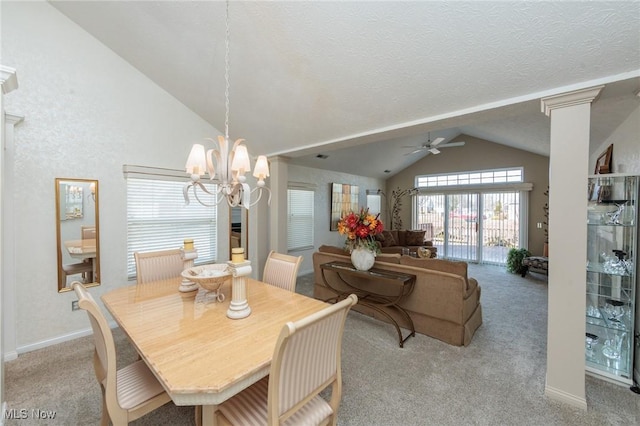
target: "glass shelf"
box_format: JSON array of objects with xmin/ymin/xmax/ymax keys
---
[{"xmin": 585, "ymin": 175, "xmax": 637, "ymax": 385}]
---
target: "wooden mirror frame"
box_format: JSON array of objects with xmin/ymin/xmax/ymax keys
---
[
  {"xmin": 56, "ymin": 178, "xmax": 100, "ymax": 292},
  {"xmin": 230, "ymin": 206, "xmax": 248, "ymax": 260}
]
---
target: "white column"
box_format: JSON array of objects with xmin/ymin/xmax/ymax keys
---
[
  {"xmin": 226, "ymin": 260, "xmax": 252, "ymax": 319},
  {"xmin": 541, "ymin": 85, "xmax": 603, "ymax": 409},
  {"xmin": 267, "ymin": 156, "xmax": 289, "ymax": 251}
]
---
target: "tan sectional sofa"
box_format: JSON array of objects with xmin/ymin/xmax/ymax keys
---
[{"xmin": 312, "ymin": 245, "xmax": 482, "ymax": 346}]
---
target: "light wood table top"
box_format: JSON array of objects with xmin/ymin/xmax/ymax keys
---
[
  {"xmin": 64, "ymin": 239, "xmax": 96, "ymax": 259},
  {"xmin": 102, "ymin": 277, "xmax": 328, "ymax": 422}
]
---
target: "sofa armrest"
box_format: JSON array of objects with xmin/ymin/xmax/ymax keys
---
[{"xmin": 466, "ymin": 277, "xmax": 479, "ymax": 298}]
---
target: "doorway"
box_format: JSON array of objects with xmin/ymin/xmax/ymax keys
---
[{"xmin": 415, "ymin": 191, "xmax": 523, "ymax": 264}]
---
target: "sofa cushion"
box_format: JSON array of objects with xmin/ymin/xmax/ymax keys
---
[
  {"xmin": 399, "ymin": 257, "xmax": 468, "ymax": 279},
  {"xmin": 393, "ymin": 230, "xmax": 405, "ymax": 246},
  {"xmin": 376, "ymin": 253, "xmax": 401, "ymax": 264},
  {"xmin": 405, "ymin": 230, "xmax": 426, "ymax": 246},
  {"xmin": 318, "ymin": 245, "xmax": 349, "ymax": 256}
]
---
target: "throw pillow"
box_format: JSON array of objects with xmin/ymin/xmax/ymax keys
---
[
  {"xmin": 405, "ymin": 230, "xmax": 426, "ymax": 246},
  {"xmin": 380, "ymin": 230, "xmax": 397, "ymax": 247}
]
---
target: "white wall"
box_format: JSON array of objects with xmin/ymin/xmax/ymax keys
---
[
  {"xmin": 2, "ymin": 2, "xmax": 222, "ymax": 352},
  {"xmin": 288, "ymin": 165, "xmax": 384, "ymax": 275},
  {"xmin": 589, "ymin": 103, "xmax": 640, "ymax": 175}
]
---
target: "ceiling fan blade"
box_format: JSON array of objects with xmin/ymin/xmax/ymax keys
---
[
  {"xmin": 439, "ymin": 141, "xmax": 466, "ymax": 148},
  {"xmin": 405, "ymin": 148, "xmax": 424, "ymax": 156},
  {"xmin": 429, "ymin": 137, "xmax": 446, "ymax": 147},
  {"xmin": 429, "ymin": 147, "xmax": 440, "ymax": 155}
]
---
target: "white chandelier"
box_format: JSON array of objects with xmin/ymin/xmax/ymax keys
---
[{"xmin": 184, "ymin": 0, "xmax": 270, "ymax": 209}]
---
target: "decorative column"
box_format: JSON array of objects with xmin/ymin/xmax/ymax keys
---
[
  {"xmin": 226, "ymin": 248, "xmax": 252, "ymax": 319},
  {"xmin": 540, "ymin": 85, "xmax": 603, "ymax": 410},
  {"xmin": 179, "ymin": 239, "xmax": 198, "ymax": 292}
]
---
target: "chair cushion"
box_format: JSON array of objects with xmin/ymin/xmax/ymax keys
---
[
  {"xmin": 522, "ymin": 256, "xmax": 549, "ymax": 270},
  {"xmin": 115, "ymin": 360, "xmax": 167, "ymax": 410},
  {"xmin": 219, "ymin": 376, "xmax": 333, "ymax": 426}
]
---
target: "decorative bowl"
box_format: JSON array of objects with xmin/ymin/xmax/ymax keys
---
[{"xmin": 181, "ymin": 264, "xmax": 231, "ymax": 292}]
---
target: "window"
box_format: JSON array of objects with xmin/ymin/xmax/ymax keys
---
[
  {"xmin": 416, "ymin": 167, "xmax": 523, "ymax": 188},
  {"xmin": 288, "ymin": 186, "xmax": 314, "ymax": 251},
  {"xmin": 366, "ymin": 190, "xmax": 382, "ymax": 216},
  {"xmin": 124, "ymin": 165, "xmax": 217, "ymax": 279}
]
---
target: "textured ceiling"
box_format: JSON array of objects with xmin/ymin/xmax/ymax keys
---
[{"xmin": 49, "ymin": 1, "xmax": 640, "ymax": 178}]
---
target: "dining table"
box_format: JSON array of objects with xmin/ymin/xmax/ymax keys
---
[
  {"xmin": 101, "ymin": 275, "xmax": 329, "ymax": 425},
  {"xmin": 64, "ymin": 238, "xmax": 97, "ymax": 260}
]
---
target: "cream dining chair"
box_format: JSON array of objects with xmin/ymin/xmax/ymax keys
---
[
  {"xmin": 134, "ymin": 248, "xmax": 191, "ymax": 285},
  {"xmin": 262, "ymin": 250, "xmax": 303, "ymax": 293},
  {"xmin": 72, "ymin": 282, "xmax": 172, "ymax": 425},
  {"xmin": 217, "ymin": 293, "xmax": 358, "ymax": 426}
]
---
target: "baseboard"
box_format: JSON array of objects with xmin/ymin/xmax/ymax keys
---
[
  {"xmin": 544, "ymin": 384, "xmax": 587, "ymax": 410},
  {"xmin": 2, "ymin": 350, "xmax": 18, "ymax": 362},
  {"xmin": 10, "ymin": 320, "xmax": 118, "ymax": 357}
]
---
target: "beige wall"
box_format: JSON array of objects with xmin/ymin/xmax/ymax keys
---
[{"xmin": 386, "ymin": 134, "xmax": 550, "ymax": 255}]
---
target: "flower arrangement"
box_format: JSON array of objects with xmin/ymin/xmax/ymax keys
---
[{"xmin": 337, "ymin": 207, "xmax": 384, "ymax": 252}]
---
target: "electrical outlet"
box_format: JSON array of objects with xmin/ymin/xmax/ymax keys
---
[
  {"xmin": 71, "ymin": 300, "xmax": 79, "ymax": 311},
  {"xmin": 537, "ymin": 222, "xmax": 543, "ymax": 229}
]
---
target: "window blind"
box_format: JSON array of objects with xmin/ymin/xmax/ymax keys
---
[
  {"xmin": 126, "ymin": 176, "xmax": 217, "ymax": 279},
  {"xmin": 287, "ymin": 188, "xmax": 314, "ymax": 251}
]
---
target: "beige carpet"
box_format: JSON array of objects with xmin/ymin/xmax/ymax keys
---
[{"xmin": 4, "ymin": 264, "xmax": 639, "ymax": 425}]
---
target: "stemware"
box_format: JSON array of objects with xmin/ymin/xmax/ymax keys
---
[{"xmin": 585, "ymin": 332, "xmax": 599, "ymax": 359}]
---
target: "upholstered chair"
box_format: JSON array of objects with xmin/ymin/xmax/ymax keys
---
[
  {"xmin": 72, "ymin": 282, "xmax": 171, "ymax": 425},
  {"xmin": 217, "ymin": 294, "xmax": 357, "ymax": 425},
  {"xmin": 262, "ymin": 250, "xmax": 303, "ymax": 292},
  {"xmin": 134, "ymin": 248, "xmax": 191, "ymax": 285}
]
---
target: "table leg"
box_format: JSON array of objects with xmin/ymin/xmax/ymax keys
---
[{"xmin": 202, "ymin": 405, "xmax": 218, "ymax": 426}]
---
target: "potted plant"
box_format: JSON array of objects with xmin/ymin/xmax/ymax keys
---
[{"xmin": 506, "ymin": 247, "xmax": 531, "ymax": 275}]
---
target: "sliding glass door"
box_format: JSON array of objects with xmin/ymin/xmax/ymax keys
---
[{"xmin": 415, "ymin": 191, "xmax": 522, "ymax": 264}]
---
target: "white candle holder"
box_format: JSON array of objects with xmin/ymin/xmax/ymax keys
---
[
  {"xmin": 226, "ymin": 260, "xmax": 252, "ymax": 319},
  {"xmin": 179, "ymin": 248, "xmax": 199, "ymax": 292}
]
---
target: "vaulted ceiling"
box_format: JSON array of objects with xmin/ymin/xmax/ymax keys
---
[{"xmin": 50, "ymin": 1, "xmax": 640, "ymax": 178}]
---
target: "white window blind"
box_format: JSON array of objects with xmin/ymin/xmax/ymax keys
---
[
  {"xmin": 288, "ymin": 188, "xmax": 314, "ymax": 251},
  {"xmin": 126, "ymin": 175, "xmax": 217, "ymax": 279}
]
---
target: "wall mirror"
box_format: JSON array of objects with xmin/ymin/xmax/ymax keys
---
[
  {"xmin": 230, "ymin": 206, "xmax": 247, "ymax": 259},
  {"xmin": 56, "ymin": 178, "xmax": 100, "ymax": 292}
]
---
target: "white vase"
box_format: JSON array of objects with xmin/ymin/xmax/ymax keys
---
[{"xmin": 351, "ymin": 247, "xmax": 376, "ymax": 271}]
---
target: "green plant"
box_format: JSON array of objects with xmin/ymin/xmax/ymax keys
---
[{"xmin": 506, "ymin": 247, "xmax": 531, "ymax": 274}]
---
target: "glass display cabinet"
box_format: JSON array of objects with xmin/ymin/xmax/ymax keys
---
[{"xmin": 586, "ymin": 174, "xmax": 638, "ymax": 385}]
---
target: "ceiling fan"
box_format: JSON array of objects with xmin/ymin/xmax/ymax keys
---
[{"xmin": 404, "ymin": 133, "xmax": 466, "ymax": 156}]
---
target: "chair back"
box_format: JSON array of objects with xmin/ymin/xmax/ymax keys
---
[
  {"xmin": 72, "ymin": 282, "xmax": 117, "ymax": 405},
  {"xmin": 268, "ymin": 294, "xmax": 357, "ymax": 424},
  {"xmin": 81, "ymin": 225, "xmax": 96, "ymax": 240},
  {"xmin": 134, "ymin": 249, "xmax": 187, "ymax": 284},
  {"xmin": 262, "ymin": 250, "xmax": 303, "ymax": 292}
]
